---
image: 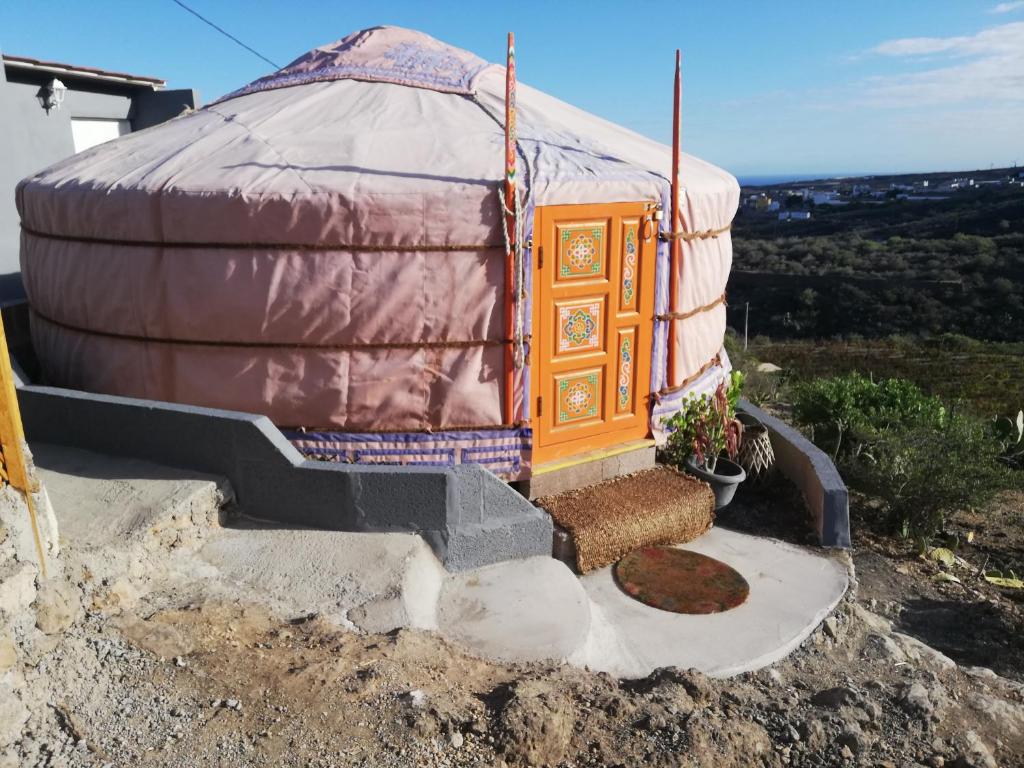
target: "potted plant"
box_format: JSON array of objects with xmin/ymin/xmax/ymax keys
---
[{"xmin": 662, "ymin": 373, "xmax": 747, "ymax": 509}]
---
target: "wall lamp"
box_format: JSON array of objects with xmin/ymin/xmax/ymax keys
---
[{"xmin": 37, "ymin": 78, "xmax": 68, "ymax": 113}]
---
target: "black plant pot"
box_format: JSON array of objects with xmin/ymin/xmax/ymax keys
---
[{"xmin": 684, "ymin": 455, "xmax": 747, "ymax": 510}]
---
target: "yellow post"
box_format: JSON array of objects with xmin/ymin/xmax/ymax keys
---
[{"xmin": 0, "ymin": 310, "xmax": 46, "ymax": 577}]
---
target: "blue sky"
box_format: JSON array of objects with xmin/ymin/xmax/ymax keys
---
[{"xmin": 2, "ymin": 1, "xmax": 1022, "ymax": 177}]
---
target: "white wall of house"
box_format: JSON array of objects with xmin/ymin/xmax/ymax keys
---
[{"xmin": 70, "ymin": 117, "xmax": 131, "ymax": 153}]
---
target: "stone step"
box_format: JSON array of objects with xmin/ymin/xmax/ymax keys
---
[{"xmin": 514, "ymin": 440, "xmax": 656, "ymax": 500}]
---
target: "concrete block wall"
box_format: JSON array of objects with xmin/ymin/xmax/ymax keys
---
[
  {"xmin": 16, "ymin": 385, "xmax": 552, "ymax": 571},
  {"xmin": 738, "ymin": 398, "xmax": 851, "ymax": 548}
]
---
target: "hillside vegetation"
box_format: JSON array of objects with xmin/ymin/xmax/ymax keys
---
[{"xmin": 728, "ymin": 187, "xmax": 1024, "ymax": 341}]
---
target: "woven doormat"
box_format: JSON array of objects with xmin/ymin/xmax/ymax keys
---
[
  {"xmin": 614, "ymin": 547, "xmax": 750, "ymax": 614},
  {"xmin": 536, "ymin": 467, "xmax": 715, "ymax": 574}
]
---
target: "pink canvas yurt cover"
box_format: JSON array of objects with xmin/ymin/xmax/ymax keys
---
[{"xmin": 17, "ymin": 27, "xmax": 739, "ymax": 479}]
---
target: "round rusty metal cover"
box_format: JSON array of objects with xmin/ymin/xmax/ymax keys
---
[{"xmin": 613, "ymin": 546, "xmax": 750, "ymax": 614}]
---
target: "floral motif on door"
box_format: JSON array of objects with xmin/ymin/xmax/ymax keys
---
[
  {"xmin": 558, "ymin": 372, "xmax": 599, "ymax": 423},
  {"xmin": 558, "ymin": 302, "xmax": 601, "ymax": 353},
  {"xmin": 617, "ymin": 334, "xmax": 633, "ymax": 412},
  {"xmin": 621, "ymin": 224, "xmax": 638, "ymax": 310},
  {"xmin": 559, "ymin": 227, "xmax": 604, "ymax": 279}
]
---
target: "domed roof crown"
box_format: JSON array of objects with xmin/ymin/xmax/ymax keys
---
[{"xmin": 220, "ymin": 26, "xmax": 494, "ymax": 101}]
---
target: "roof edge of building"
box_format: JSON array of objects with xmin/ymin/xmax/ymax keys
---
[{"xmin": 2, "ymin": 53, "xmax": 165, "ymax": 89}]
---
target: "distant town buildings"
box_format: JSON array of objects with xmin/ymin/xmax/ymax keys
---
[{"xmin": 739, "ymin": 167, "xmax": 1020, "ymax": 218}]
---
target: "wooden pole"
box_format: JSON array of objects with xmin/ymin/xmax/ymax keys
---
[
  {"xmin": 503, "ymin": 31, "xmax": 517, "ymax": 425},
  {"xmin": 744, "ymin": 302, "xmax": 749, "ymax": 351},
  {"xmin": 0, "ymin": 312, "xmax": 46, "ymax": 577},
  {"xmin": 668, "ymin": 49, "xmax": 682, "ymax": 388}
]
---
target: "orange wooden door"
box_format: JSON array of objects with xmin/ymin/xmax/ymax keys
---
[{"xmin": 531, "ymin": 201, "xmax": 657, "ymax": 464}]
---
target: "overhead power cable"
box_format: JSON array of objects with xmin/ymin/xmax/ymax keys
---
[{"xmin": 168, "ymin": 0, "xmax": 281, "ymax": 70}]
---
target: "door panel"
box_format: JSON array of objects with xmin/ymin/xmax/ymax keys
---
[{"xmin": 532, "ymin": 202, "xmax": 657, "ymax": 464}]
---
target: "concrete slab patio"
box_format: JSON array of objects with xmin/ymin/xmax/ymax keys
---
[
  {"xmin": 577, "ymin": 528, "xmax": 850, "ymax": 678},
  {"xmin": 433, "ymin": 528, "xmax": 849, "ymax": 678},
  {"xmin": 31, "ymin": 442, "xmax": 849, "ymax": 680}
]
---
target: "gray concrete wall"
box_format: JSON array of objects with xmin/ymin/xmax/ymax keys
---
[
  {"xmin": 738, "ymin": 398, "xmax": 851, "ymax": 548},
  {"xmin": 133, "ymin": 89, "xmax": 198, "ymax": 129},
  {"xmin": 0, "ymin": 59, "xmax": 74, "ymax": 300},
  {"xmin": 15, "ymin": 384, "xmax": 552, "ymax": 571},
  {"xmin": 0, "ymin": 50, "xmax": 197, "ymax": 302}
]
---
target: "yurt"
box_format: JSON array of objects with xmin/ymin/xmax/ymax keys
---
[{"xmin": 17, "ymin": 26, "xmax": 739, "ymax": 481}]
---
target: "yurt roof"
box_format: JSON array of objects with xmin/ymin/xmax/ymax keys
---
[{"xmin": 17, "ymin": 26, "xmax": 738, "ymax": 248}]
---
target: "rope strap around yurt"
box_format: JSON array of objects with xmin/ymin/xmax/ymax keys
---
[
  {"xmin": 19, "ymin": 225, "xmax": 505, "ymax": 252},
  {"xmin": 499, "ymin": 187, "xmax": 526, "ymax": 370},
  {"xmin": 656, "ymin": 292, "xmax": 726, "ymax": 322},
  {"xmin": 28, "ymin": 308, "xmax": 514, "ymax": 352},
  {"xmin": 659, "ymin": 223, "xmax": 732, "ymax": 242},
  {"xmin": 654, "ymin": 353, "xmax": 723, "ymax": 400}
]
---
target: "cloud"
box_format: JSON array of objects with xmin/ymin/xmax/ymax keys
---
[
  {"xmin": 862, "ymin": 22, "xmax": 1024, "ymax": 106},
  {"xmin": 990, "ymin": 1, "xmax": 1024, "ymax": 13}
]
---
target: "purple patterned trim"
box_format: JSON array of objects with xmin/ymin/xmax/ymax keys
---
[
  {"xmin": 353, "ymin": 447, "xmax": 455, "ymax": 466},
  {"xmin": 217, "ymin": 41, "xmax": 491, "ymax": 103},
  {"xmin": 286, "ymin": 426, "xmax": 532, "ymax": 480},
  {"xmin": 286, "ymin": 426, "xmax": 531, "ymax": 443},
  {"xmin": 651, "ymin": 183, "xmax": 673, "ymax": 395}
]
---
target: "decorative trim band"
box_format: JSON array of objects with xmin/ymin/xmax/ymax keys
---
[
  {"xmin": 20, "ymin": 225, "xmax": 503, "ymax": 253},
  {"xmin": 286, "ymin": 421, "xmax": 528, "ymax": 435},
  {"xmin": 31, "ymin": 308, "xmax": 510, "ymax": 352}
]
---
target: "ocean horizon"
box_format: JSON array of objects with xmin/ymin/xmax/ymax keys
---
[{"xmin": 737, "ymin": 173, "xmax": 865, "ymax": 187}]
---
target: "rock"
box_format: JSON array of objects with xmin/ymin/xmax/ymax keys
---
[
  {"xmin": 797, "ymin": 720, "xmax": 826, "ymax": 750},
  {"xmin": 90, "ymin": 578, "xmax": 139, "ymax": 615},
  {"xmin": 0, "ymin": 632, "xmax": 16, "ymax": 672},
  {"xmin": 823, "ymin": 616, "xmax": 840, "ymax": 640},
  {"xmin": 840, "ymin": 744, "xmax": 854, "ymax": 760},
  {"xmin": 173, "ymin": 656, "xmax": 187, "ymax": 668},
  {"xmin": 901, "ymin": 682, "xmax": 945, "ymax": 719},
  {"xmin": 225, "ymin": 699, "xmax": 241, "ymax": 711},
  {"xmin": 962, "ymin": 666, "xmax": 999, "ymax": 682},
  {"xmin": 811, "ymin": 686, "xmax": 860, "ymax": 709},
  {"xmin": 852, "ymin": 604, "xmax": 893, "ymax": 634},
  {"xmin": 864, "ymin": 633, "xmax": 908, "ymax": 663},
  {"xmin": 968, "ymin": 692, "xmax": 1024, "ymax": 737},
  {"xmin": 927, "ymin": 756, "xmax": 945, "ymax": 768},
  {"xmin": 837, "ymin": 722, "xmax": 865, "ymax": 754},
  {"xmin": 0, "ymin": 678, "xmax": 29, "ymax": 749},
  {"xmin": 902, "ymin": 682, "xmax": 932, "ymax": 716},
  {"xmin": 951, "ymin": 730, "xmax": 997, "ymax": 768},
  {"xmin": 34, "ymin": 578, "xmax": 82, "ymax": 635},
  {"xmin": 0, "ymin": 561, "xmax": 37, "ymax": 618},
  {"xmin": 402, "ymin": 689, "xmax": 428, "ymax": 709},
  {"xmin": 783, "ymin": 724, "xmax": 801, "ymax": 743},
  {"xmin": 767, "ymin": 669, "xmax": 785, "ymax": 687},
  {"xmin": 642, "ymin": 666, "xmax": 716, "ymax": 705},
  {"xmin": 861, "ymin": 700, "xmax": 882, "ymax": 722},
  {"xmin": 450, "ymin": 731, "xmax": 464, "ymax": 749},
  {"xmin": 892, "ymin": 633, "xmax": 956, "ymax": 672},
  {"xmin": 495, "ymin": 679, "xmax": 574, "ymax": 767}
]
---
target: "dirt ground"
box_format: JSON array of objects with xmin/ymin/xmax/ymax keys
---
[{"xmin": 4, "ymin": 484, "xmax": 1024, "ymax": 767}]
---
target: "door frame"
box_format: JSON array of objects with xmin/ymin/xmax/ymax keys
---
[{"xmin": 530, "ymin": 200, "xmax": 658, "ymax": 465}]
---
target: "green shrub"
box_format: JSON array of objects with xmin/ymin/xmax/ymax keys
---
[
  {"xmin": 792, "ymin": 373, "xmax": 946, "ymax": 459},
  {"xmin": 848, "ymin": 415, "xmax": 1014, "ymax": 549},
  {"xmin": 792, "ymin": 373, "xmax": 1019, "ymax": 547}
]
